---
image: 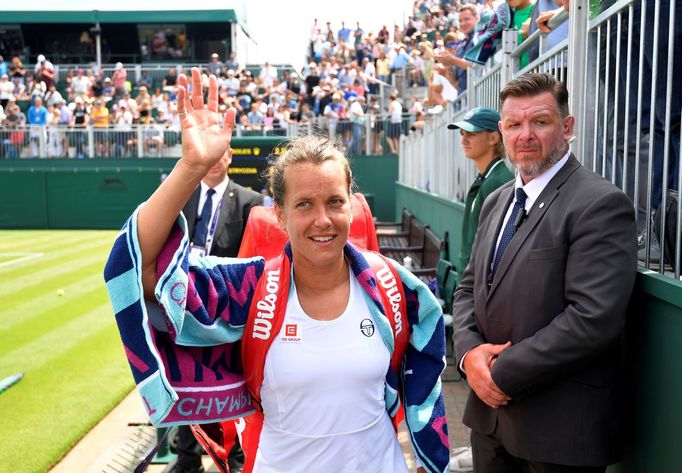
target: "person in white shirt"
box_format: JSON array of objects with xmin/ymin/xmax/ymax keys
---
[
  {"xmin": 0, "ymin": 74, "xmax": 14, "ymax": 108},
  {"xmin": 387, "ymin": 92, "xmax": 403, "ymax": 154},
  {"xmin": 259, "ymin": 62, "xmax": 278, "ymax": 88},
  {"xmin": 223, "ymin": 70, "xmax": 240, "ymax": 96},
  {"xmin": 71, "ymin": 69, "xmax": 92, "ymax": 99},
  {"xmin": 348, "ymin": 96, "xmax": 366, "ymax": 155}
]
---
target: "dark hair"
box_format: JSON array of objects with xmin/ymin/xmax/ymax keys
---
[
  {"xmin": 267, "ymin": 134, "xmax": 353, "ymax": 207},
  {"xmin": 500, "ymin": 72, "xmax": 569, "ymax": 117}
]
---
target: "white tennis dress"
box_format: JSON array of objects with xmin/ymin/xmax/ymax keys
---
[{"xmin": 253, "ymin": 268, "xmax": 409, "ymax": 473}]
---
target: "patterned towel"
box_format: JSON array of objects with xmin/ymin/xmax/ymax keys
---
[
  {"xmin": 103, "ymin": 208, "xmax": 259, "ymax": 426},
  {"xmin": 465, "ymin": 2, "xmax": 513, "ymax": 65}
]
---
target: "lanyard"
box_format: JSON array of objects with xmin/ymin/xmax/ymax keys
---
[{"xmin": 203, "ymin": 194, "xmax": 224, "ymax": 255}]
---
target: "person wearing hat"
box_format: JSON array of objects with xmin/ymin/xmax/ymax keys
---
[
  {"xmin": 409, "ymin": 48, "xmax": 425, "ymax": 86},
  {"xmin": 223, "ymin": 69, "xmax": 240, "ymax": 97},
  {"xmin": 36, "ymin": 54, "xmax": 56, "ymax": 89},
  {"xmin": 112, "ymin": 62, "xmax": 127, "ymax": 100},
  {"xmin": 448, "ymin": 107, "xmax": 514, "ymax": 272},
  {"xmin": 207, "ymin": 53, "xmax": 223, "ymax": 77}
]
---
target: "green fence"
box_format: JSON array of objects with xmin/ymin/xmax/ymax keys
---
[
  {"xmin": 0, "ymin": 142, "xmax": 397, "ymax": 229},
  {"xmin": 395, "ymin": 183, "xmax": 682, "ymax": 473}
]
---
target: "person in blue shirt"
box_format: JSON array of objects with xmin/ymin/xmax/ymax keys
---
[
  {"xmin": 338, "ymin": 21, "xmax": 351, "ymax": 43},
  {"xmin": 27, "ymin": 96, "xmax": 48, "ymax": 156},
  {"xmin": 391, "ymin": 46, "xmax": 412, "ymax": 72},
  {"xmin": 28, "ymin": 96, "xmax": 48, "ymax": 125},
  {"xmin": 0, "ymin": 56, "xmax": 7, "ymax": 78}
]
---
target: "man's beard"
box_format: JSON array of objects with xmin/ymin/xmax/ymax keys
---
[{"xmin": 512, "ymin": 143, "xmax": 568, "ymax": 179}]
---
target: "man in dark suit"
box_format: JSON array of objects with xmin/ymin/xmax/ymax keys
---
[
  {"xmin": 453, "ymin": 73, "xmax": 637, "ymax": 473},
  {"xmin": 172, "ymin": 146, "xmax": 262, "ymax": 473}
]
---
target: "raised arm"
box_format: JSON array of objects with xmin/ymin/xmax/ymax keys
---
[{"xmin": 138, "ymin": 67, "xmax": 236, "ymax": 299}]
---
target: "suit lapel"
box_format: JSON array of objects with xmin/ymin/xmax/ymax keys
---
[
  {"xmin": 487, "ymin": 156, "xmax": 581, "ymax": 298},
  {"xmin": 482, "ymin": 184, "xmax": 514, "ymax": 297},
  {"xmin": 214, "ymin": 180, "xmax": 237, "ymax": 243}
]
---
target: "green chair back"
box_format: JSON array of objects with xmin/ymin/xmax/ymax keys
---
[
  {"xmin": 435, "ymin": 259, "xmax": 453, "ymax": 296},
  {"xmin": 442, "ymin": 269, "xmax": 460, "ymax": 315}
]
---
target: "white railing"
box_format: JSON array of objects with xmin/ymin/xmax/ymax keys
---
[
  {"xmin": 0, "ymin": 124, "xmax": 181, "ymax": 159},
  {"xmin": 0, "ymin": 115, "xmax": 409, "ymax": 159},
  {"xmin": 399, "ymin": 0, "xmax": 681, "ymax": 277}
]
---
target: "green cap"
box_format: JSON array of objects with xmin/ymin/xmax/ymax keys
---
[{"xmin": 447, "ymin": 107, "xmax": 501, "ymax": 132}]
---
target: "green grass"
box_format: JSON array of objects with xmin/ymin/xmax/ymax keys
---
[{"xmin": 0, "ymin": 230, "xmax": 135, "ymax": 473}]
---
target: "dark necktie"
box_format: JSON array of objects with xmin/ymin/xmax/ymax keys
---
[
  {"xmin": 193, "ymin": 188, "xmax": 216, "ymax": 247},
  {"xmin": 489, "ymin": 188, "xmax": 527, "ymax": 284}
]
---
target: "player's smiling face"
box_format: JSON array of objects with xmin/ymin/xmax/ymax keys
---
[{"xmin": 275, "ymin": 160, "xmax": 351, "ymax": 271}]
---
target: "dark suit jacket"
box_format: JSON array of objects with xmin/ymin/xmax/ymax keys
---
[
  {"xmin": 453, "ymin": 155, "xmax": 637, "ymax": 467},
  {"xmin": 182, "ymin": 179, "xmax": 262, "ymax": 258}
]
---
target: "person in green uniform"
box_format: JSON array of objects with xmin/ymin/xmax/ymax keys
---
[
  {"xmin": 448, "ymin": 107, "xmax": 514, "ymax": 273},
  {"xmin": 508, "ymin": 0, "xmax": 537, "ymax": 68}
]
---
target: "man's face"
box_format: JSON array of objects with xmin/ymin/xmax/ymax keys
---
[
  {"xmin": 206, "ymin": 148, "xmax": 232, "ymax": 182},
  {"xmin": 458, "ymin": 10, "xmax": 477, "ymax": 36},
  {"xmin": 499, "ymin": 91, "xmax": 574, "ymax": 181}
]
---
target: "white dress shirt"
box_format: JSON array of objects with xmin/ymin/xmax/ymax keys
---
[
  {"xmin": 197, "ymin": 178, "xmax": 229, "ymax": 222},
  {"xmin": 492, "ymin": 152, "xmax": 571, "ymax": 262}
]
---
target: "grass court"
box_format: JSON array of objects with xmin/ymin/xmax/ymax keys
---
[{"xmin": 0, "ymin": 230, "xmax": 134, "ymax": 472}]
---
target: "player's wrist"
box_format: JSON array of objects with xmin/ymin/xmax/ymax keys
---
[{"xmin": 175, "ymin": 158, "xmax": 208, "ymax": 185}]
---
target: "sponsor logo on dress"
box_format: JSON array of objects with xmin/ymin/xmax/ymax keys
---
[
  {"xmin": 281, "ymin": 323, "xmax": 302, "ymax": 343},
  {"xmin": 360, "ymin": 318, "xmax": 375, "ymax": 337}
]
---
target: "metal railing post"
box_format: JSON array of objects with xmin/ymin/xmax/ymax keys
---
[
  {"xmin": 466, "ymin": 66, "xmax": 475, "ymax": 110},
  {"xmin": 567, "ymin": 0, "xmax": 589, "ymax": 156},
  {"xmin": 87, "ymin": 127, "xmax": 95, "ymax": 157},
  {"xmin": 365, "ymin": 118, "xmax": 371, "ymax": 156},
  {"xmin": 136, "ymin": 127, "xmax": 144, "ymax": 157},
  {"xmin": 501, "ymin": 29, "xmax": 518, "ymax": 88}
]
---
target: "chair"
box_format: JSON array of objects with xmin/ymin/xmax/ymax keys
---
[
  {"xmin": 434, "ymin": 259, "xmax": 453, "ymax": 311},
  {"xmin": 375, "ymin": 207, "xmax": 411, "ymax": 236}
]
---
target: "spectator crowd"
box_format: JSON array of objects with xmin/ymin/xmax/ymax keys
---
[{"xmin": 0, "ymin": 0, "xmax": 569, "ymax": 158}]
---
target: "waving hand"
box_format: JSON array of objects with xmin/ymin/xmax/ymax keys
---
[
  {"xmin": 137, "ymin": 67, "xmax": 237, "ymax": 299},
  {"xmin": 177, "ymin": 67, "xmax": 236, "ymax": 176}
]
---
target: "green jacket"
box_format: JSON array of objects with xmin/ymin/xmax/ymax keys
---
[{"xmin": 459, "ymin": 158, "xmax": 514, "ymax": 272}]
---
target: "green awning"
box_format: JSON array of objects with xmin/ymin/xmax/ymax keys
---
[{"xmin": 0, "ymin": 9, "xmax": 238, "ymax": 24}]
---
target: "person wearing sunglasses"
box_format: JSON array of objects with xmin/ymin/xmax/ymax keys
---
[{"xmin": 434, "ymin": 4, "xmax": 478, "ymax": 94}]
